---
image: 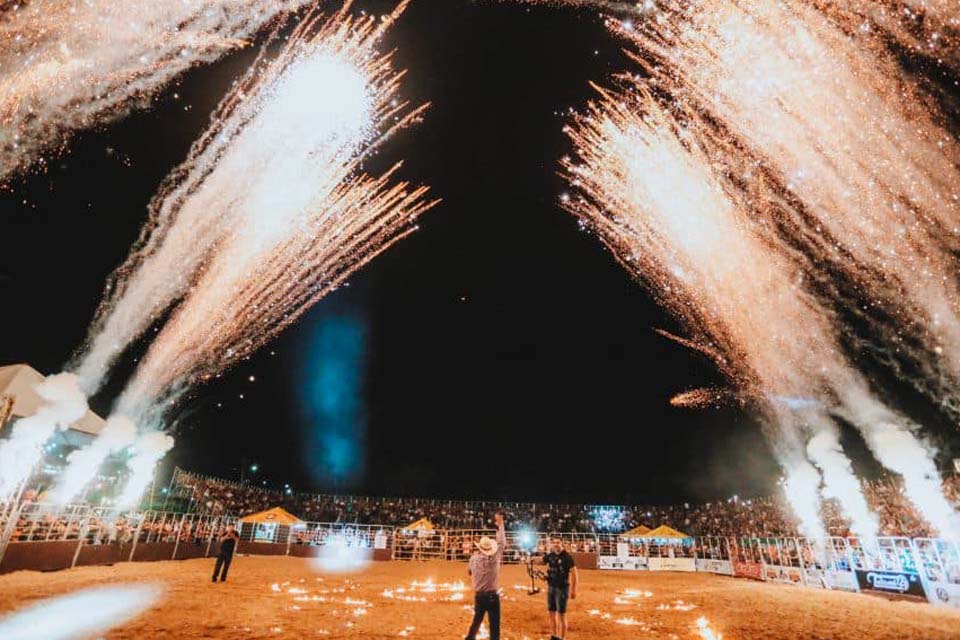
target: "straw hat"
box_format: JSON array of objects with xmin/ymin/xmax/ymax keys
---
[{"xmin": 476, "ymin": 536, "xmax": 498, "ymax": 556}]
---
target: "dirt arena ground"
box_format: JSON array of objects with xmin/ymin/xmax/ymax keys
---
[{"xmin": 2, "ymin": 556, "xmax": 960, "ymax": 639}]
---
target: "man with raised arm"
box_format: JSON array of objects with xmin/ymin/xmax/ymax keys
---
[{"xmin": 464, "ymin": 512, "xmax": 506, "ymax": 640}]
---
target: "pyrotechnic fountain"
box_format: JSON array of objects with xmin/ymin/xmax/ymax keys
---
[
  {"xmin": 0, "ymin": 373, "xmax": 87, "ymax": 499},
  {"xmin": 7, "ymin": 0, "xmax": 434, "ymax": 508},
  {"xmin": 0, "ymin": 0, "xmax": 315, "ymax": 182},
  {"xmin": 560, "ymin": 89, "xmax": 876, "ymax": 538},
  {"xmin": 557, "ymin": 0, "xmax": 960, "ymax": 537}
]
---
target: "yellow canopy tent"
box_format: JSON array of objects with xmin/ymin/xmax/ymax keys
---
[
  {"xmin": 240, "ymin": 507, "xmax": 303, "ymax": 526},
  {"xmin": 404, "ymin": 517, "xmax": 435, "ymax": 531},
  {"xmin": 642, "ymin": 525, "xmax": 691, "ymax": 540},
  {"xmin": 619, "ymin": 525, "xmax": 652, "ymax": 539}
]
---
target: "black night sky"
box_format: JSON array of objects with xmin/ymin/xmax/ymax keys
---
[{"xmin": 8, "ymin": 0, "xmax": 948, "ymax": 506}]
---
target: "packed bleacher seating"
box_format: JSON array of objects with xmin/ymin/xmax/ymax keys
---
[{"xmin": 169, "ymin": 468, "xmax": 960, "ymax": 538}]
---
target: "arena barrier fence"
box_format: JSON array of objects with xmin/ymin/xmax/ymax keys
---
[
  {"xmin": 237, "ymin": 520, "xmax": 395, "ymax": 561},
  {"xmin": 4, "ymin": 498, "xmax": 960, "ymax": 610},
  {"xmin": 593, "ymin": 533, "xmax": 960, "ymax": 608},
  {"xmin": 0, "ymin": 500, "xmax": 239, "ymax": 573}
]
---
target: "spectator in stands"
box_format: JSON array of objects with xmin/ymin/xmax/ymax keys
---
[
  {"xmin": 212, "ymin": 524, "xmax": 240, "ymax": 583},
  {"xmin": 465, "ymin": 512, "xmax": 505, "ymax": 640}
]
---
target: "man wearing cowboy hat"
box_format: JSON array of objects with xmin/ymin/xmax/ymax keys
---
[{"xmin": 465, "ymin": 512, "xmax": 506, "ymax": 640}]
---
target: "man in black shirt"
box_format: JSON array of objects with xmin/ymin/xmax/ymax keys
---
[
  {"xmin": 540, "ymin": 537, "xmax": 578, "ymax": 640},
  {"xmin": 212, "ymin": 524, "xmax": 240, "ymax": 583}
]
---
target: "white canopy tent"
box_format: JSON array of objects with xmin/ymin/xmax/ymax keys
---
[{"xmin": 0, "ymin": 363, "xmax": 105, "ymax": 437}]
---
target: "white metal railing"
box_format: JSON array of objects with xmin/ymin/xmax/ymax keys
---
[{"xmin": 4, "ymin": 495, "xmax": 960, "ymax": 609}]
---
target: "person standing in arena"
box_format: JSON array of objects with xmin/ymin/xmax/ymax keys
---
[
  {"xmin": 211, "ymin": 523, "xmax": 240, "ymax": 583},
  {"xmin": 465, "ymin": 512, "xmax": 506, "ymax": 640},
  {"xmin": 542, "ymin": 536, "xmax": 578, "ymax": 640}
]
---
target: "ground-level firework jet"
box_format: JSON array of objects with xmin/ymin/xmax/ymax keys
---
[
  {"xmin": 551, "ymin": 0, "xmax": 960, "ymax": 538},
  {"xmin": 0, "ymin": 1, "xmax": 435, "ymax": 508}
]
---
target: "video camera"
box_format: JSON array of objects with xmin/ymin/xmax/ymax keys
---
[
  {"xmin": 516, "ymin": 529, "xmax": 546, "ymax": 596},
  {"xmin": 523, "ymin": 551, "xmax": 547, "ymax": 596}
]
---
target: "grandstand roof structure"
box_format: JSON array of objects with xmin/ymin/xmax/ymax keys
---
[
  {"xmin": 644, "ymin": 525, "xmax": 691, "ymax": 539},
  {"xmin": 0, "ymin": 363, "xmax": 104, "ymax": 437},
  {"xmin": 620, "ymin": 524, "xmax": 652, "ymax": 539},
  {"xmin": 239, "ymin": 506, "xmax": 303, "ymax": 525},
  {"xmin": 404, "ymin": 517, "xmax": 435, "ymax": 531}
]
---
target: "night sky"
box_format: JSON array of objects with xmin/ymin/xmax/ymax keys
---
[{"xmin": 3, "ymin": 0, "xmax": 924, "ymax": 506}]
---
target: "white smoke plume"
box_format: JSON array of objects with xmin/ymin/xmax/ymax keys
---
[
  {"xmin": 48, "ymin": 414, "xmax": 137, "ymax": 505},
  {"xmin": 0, "ymin": 372, "xmax": 87, "ymax": 498},
  {"xmin": 114, "ymin": 429, "xmax": 175, "ymax": 509},
  {"xmin": 805, "ymin": 426, "xmax": 880, "ymax": 539},
  {"xmin": 781, "ymin": 456, "xmax": 828, "ymax": 541},
  {"xmin": 838, "ymin": 381, "xmax": 960, "ymax": 538},
  {"xmin": 0, "ymin": 583, "xmax": 163, "ymax": 640}
]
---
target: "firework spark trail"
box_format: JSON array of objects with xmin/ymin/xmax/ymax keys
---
[
  {"xmin": 70, "ymin": 0, "xmax": 430, "ymax": 399},
  {"xmin": 606, "ymin": 0, "xmax": 960, "ymax": 535},
  {"xmin": 500, "ymin": 0, "xmax": 647, "ymax": 17},
  {"xmin": 0, "ymin": 0, "xmax": 316, "ymax": 182},
  {"xmin": 563, "ymin": 1, "xmax": 960, "ymax": 535},
  {"xmin": 815, "ymin": 0, "xmax": 960, "ymax": 73},
  {"xmin": 613, "ymin": 0, "xmax": 960, "ymax": 418},
  {"xmin": 669, "ymin": 387, "xmax": 736, "ymax": 409},
  {"xmin": 101, "ymin": 1, "xmax": 434, "ymax": 429},
  {"xmin": 562, "ymin": 89, "xmax": 875, "ymax": 538}
]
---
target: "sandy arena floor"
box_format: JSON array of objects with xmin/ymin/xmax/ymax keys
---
[{"xmin": 2, "ymin": 556, "xmax": 960, "ymax": 639}]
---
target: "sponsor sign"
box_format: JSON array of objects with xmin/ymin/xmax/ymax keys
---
[
  {"xmin": 648, "ymin": 557, "xmax": 696, "ymax": 572},
  {"xmin": 927, "ymin": 581, "xmax": 960, "ymax": 609},
  {"xmin": 802, "ymin": 567, "xmax": 828, "ymax": 589},
  {"xmin": 695, "ymin": 558, "xmax": 734, "ymax": 576},
  {"xmin": 764, "ymin": 565, "xmax": 805, "ymax": 586},
  {"xmin": 374, "ymin": 532, "xmax": 388, "ymax": 550},
  {"xmin": 855, "ymin": 570, "xmax": 926, "ymax": 598},
  {"xmin": 733, "ymin": 560, "xmax": 764, "ymax": 581},
  {"xmin": 825, "ymin": 569, "xmax": 859, "ymax": 592},
  {"xmin": 599, "ymin": 555, "xmax": 647, "ymax": 571}
]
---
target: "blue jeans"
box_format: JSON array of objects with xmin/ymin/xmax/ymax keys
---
[
  {"xmin": 466, "ymin": 591, "xmax": 500, "ymax": 640},
  {"xmin": 547, "ymin": 584, "xmax": 569, "ymax": 613}
]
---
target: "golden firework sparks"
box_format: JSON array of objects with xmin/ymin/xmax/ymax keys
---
[{"xmin": 0, "ymin": 0, "xmax": 316, "ymax": 181}]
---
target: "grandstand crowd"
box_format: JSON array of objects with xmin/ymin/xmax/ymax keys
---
[{"xmin": 170, "ymin": 468, "xmax": 960, "ymax": 539}]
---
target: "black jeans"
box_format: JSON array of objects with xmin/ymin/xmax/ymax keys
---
[
  {"xmin": 465, "ymin": 591, "xmax": 500, "ymax": 640},
  {"xmin": 212, "ymin": 553, "xmax": 233, "ymax": 581}
]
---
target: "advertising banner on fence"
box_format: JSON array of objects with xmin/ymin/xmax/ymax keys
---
[
  {"xmin": 648, "ymin": 557, "xmax": 696, "ymax": 572},
  {"xmin": 599, "ymin": 556, "xmax": 647, "ymax": 571},
  {"xmin": 374, "ymin": 532, "xmax": 388, "ymax": 550},
  {"xmin": 825, "ymin": 569, "xmax": 859, "ymax": 592},
  {"xmin": 764, "ymin": 564, "xmax": 805, "ymax": 585},
  {"xmin": 695, "ymin": 558, "xmax": 734, "ymax": 576},
  {"xmin": 733, "ymin": 561, "xmax": 764, "ymax": 581},
  {"xmin": 802, "ymin": 567, "xmax": 828, "ymax": 589},
  {"xmin": 855, "ymin": 570, "xmax": 926, "ymax": 599},
  {"xmin": 924, "ymin": 581, "xmax": 960, "ymax": 609}
]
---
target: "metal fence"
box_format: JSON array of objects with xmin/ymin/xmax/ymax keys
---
[
  {"xmin": 238, "ymin": 520, "xmax": 395, "ymax": 556},
  {"xmin": 0, "ymin": 499, "xmax": 238, "ymax": 572},
  {"xmin": 4, "ymin": 497, "xmax": 960, "ymax": 609}
]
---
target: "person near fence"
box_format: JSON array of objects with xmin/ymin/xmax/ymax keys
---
[
  {"xmin": 465, "ymin": 512, "xmax": 505, "ymax": 640},
  {"xmin": 540, "ymin": 536, "xmax": 578, "ymax": 640},
  {"xmin": 211, "ymin": 524, "xmax": 240, "ymax": 583}
]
